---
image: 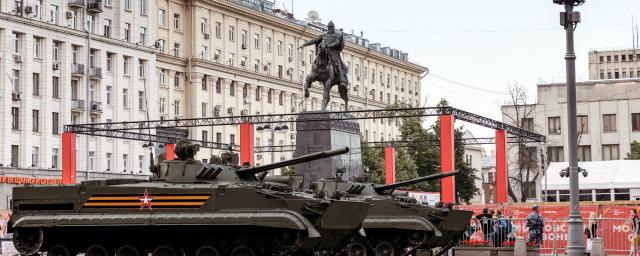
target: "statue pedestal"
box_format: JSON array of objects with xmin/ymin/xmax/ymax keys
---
[{"xmin": 294, "ymin": 111, "xmax": 362, "ymax": 187}]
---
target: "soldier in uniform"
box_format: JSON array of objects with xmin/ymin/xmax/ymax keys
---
[
  {"xmin": 299, "ymin": 21, "xmax": 349, "ymax": 95},
  {"xmin": 526, "ymin": 205, "xmax": 544, "ymax": 246}
]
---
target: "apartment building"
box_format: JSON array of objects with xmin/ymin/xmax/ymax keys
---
[
  {"xmin": 154, "ymin": 0, "xmax": 428, "ymax": 165},
  {"xmin": 502, "ymin": 78, "xmax": 640, "ymax": 201},
  {"xmin": 0, "ymin": 0, "xmax": 158, "ymax": 207},
  {"xmin": 588, "ymin": 48, "xmax": 640, "ymax": 80}
]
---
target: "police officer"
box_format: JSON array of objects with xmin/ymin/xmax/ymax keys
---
[{"xmin": 526, "ymin": 205, "xmax": 544, "ymax": 246}]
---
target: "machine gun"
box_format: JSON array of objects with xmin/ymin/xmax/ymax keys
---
[
  {"xmin": 373, "ymin": 171, "xmax": 461, "ymax": 194},
  {"xmin": 236, "ymin": 147, "xmax": 349, "ymax": 179}
]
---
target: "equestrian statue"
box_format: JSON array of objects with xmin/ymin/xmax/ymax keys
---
[{"xmin": 299, "ymin": 21, "xmax": 349, "ymax": 111}]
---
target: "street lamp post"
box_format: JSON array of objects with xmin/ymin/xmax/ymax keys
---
[{"xmin": 554, "ymin": 0, "xmax": 585, "ymax": 255}]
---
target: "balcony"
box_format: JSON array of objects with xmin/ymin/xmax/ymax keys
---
[
  {"xmin": 87, "ymin": 0, "xmax": 103, "ymax": 13},
  {"xmin": 68, "ymin": 0, "xmax": 85, "ymax": 8},
  {"xmin": 71, "ymin": 100, "xmax": 85, "ymax": 111},
  {"xmin": 71, "ymin": 64, "xmax": 85, "ymax": 76},
  {"xmin": 90, "ymin": 101, "xmax": 102, "ymax": 113},
  {"xmin": 90, "ymin": 67, "xmax": 102, "ymax": 79}
]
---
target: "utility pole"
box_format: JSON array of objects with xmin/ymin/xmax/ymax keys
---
[{"xmin": 554, "ymin": 0, "xmax": 585, "ymax": 255}]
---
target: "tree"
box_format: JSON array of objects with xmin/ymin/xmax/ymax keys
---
[
  {"xmin": 626, "ymin": 141, "xmax": 640, "ymax": 160},
  {"xmin": 501, "ymin": 83, "xmax": 541, "ymax": 202},
  {"xmin": 360, "ymin": 139, "xmax": 385, "ymax": 184}
]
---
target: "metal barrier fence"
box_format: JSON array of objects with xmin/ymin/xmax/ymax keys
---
[{"xmin": 458, "ymin": 217, "xmax": 640, "ymax": 256}]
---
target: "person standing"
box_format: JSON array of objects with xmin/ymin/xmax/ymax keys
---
[
  {"xmin": 585, "ymin": 211, "xmax": 599, "ymax": 255},
  {"xmin": 492, "ymin": 210, "xmax": 509, "ymax": 247},
  {"xmin": 526, "ymin": 205, "xmax": 544, "ymax": 247},
  {"xmin": 475, "ymin": 208, "xmax": 494, "ymax": 242},
  {"xmin": 631, "ymin": 209, "xmax": 640, "ymax": 256}
]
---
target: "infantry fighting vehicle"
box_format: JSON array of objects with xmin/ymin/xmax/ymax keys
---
[
  {"xmin": 278, "ymin": 170, "xmax": 473, "ymax": 256},
  {"xmin": 10, "ymin": 141, "xmax": 370, "ymax": 256}
]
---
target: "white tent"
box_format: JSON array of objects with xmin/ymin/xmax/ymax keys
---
[{"xmin": 545, "ymin": 160, "xmax": 640, "ymax": 190}]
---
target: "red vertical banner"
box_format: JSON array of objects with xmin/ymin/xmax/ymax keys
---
[
  {"xmin": 384, "ymin": 147, "xmax": 396, "ymax": 185},
  {"xmin": 440, "ymin": 115, "xmax": 456, "ymax": 203},
  {"xmin": 495, "ymin": 129, "xmax": 508, "ymax": 203},
  {"xmin": 62, "ymin": 132, "xmax": 77, "ymax": 184},
  {"xmin": 166, "ymin": 144, "xmax": 175, "ymax": 160},
  {"xmin": 239, "ymin": 123, "xmax": 255, "ymax": 166}
]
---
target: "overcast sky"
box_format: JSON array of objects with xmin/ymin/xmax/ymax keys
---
[{"xmin": 277, "ymin": 0, "xmax": 640, "ymax": 139}]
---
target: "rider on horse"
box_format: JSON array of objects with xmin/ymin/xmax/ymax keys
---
[{"xmin": 299, "ymin": 21, "xmax": 349, "ymax": 95}]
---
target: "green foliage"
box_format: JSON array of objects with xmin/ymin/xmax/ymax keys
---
[
  {"xmin": 360, "ymin": 139, "xmax": 385, "ymax": 184},
  {"xmin": 280, "ymin": 166, "xmax": 295, "ymax": 176},
  {"xmin": 626, "ymin": 141, "xmax": 640, "ymax": 160}
]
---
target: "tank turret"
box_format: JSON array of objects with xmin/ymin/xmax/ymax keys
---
[{"xmin": 236, "ymin": 147, "xmax": 349, "ymax": 179}]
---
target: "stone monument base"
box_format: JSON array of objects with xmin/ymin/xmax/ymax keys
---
[{"xmin": 294, "ymin": 111, "xmax": 362, "ymax": 187}]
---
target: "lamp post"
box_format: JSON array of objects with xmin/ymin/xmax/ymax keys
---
[
  {"xmin": 553, "ymin": 0, "xmax": 586, "ymax": 255},
  {"xmin": 256, "ymin": 124, "xmax": 289, "ymax": 166}
]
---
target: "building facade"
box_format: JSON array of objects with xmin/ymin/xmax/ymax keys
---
[
  {"xmin": 461, "ymin": 130, "xmax": 484, "ymax": 204},
  {"xmin": 154, "ymin": 0, "xmax": 427, "ymax": 166},
  {"xmin": 502, "ymin": 78, "xmax": 640, "ymax": 201},
  {"xmin": 0, "ymin": 0, "xmax": 157, "ymax": 208},
  {"xmin": 588, "ymin": 48, "xmax": 640, "ymax": 80}
]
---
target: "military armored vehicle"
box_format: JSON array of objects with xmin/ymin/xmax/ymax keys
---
[
  {"xmin": 10, "ymin": 141, "xmax": 370, "ymax": 256},
  {"xmin": 289, "ymin": 170, "xmax": 473, "ymax": 256}
]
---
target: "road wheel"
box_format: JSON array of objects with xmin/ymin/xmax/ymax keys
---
[
  {"xmin": 346, "ymin": 242, "xmax": 367, "ymax": 256},
  {"xmin": 13, "ymin": 228, "xmax": 43, "ymax": 255},
  {"xmin": 407, "ymin": 231, "xmax": 426, "ymax": 245},
  {"xmin": 48, "ymin": 245, "xmax": 71, "ymax": 256},
  {"xmin": 374, "ymin": 242, "xmax": 395, "ymax": 256},
  {"xmin": 152, "ymin": 245, "xmax": 177, "ymax": 256},
  {"xmin": 115, "ymin": 245, "xmax": 141, "ymax": 256},
  {"xmin": 195, "ymin": 245, "xmax": 220, "ymax": 256},
  {"xmin": 230, "ymin": 245, "xmax": 256, "ymax": 256},
  {"xmin": 85, "ymin": 245, "xmax": 109, "ymax": 256}
]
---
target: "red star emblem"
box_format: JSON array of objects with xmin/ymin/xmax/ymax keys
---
[{"xmin": 138, "ymin": 189, "xmax": 154, "ymax": 210}]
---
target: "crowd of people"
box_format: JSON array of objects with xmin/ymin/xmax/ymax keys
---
[{"xmin": 464, "ymin": 205, "xmax": 544, "ymax": 247}]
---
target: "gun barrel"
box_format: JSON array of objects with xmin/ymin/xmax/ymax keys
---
[
  {"xmin": 237, "ymin": 147, "xmax": 349, "ymax": 177},
  {"xmin": 374, "ymin": 171, "xmax": 461, "ymax": 193}
]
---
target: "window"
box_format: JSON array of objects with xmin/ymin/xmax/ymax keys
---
[
  {"xmin": 106, "ymin": 53, "xmax": 113, "ymax": 72},
  {"xmin": 201, "ymin": 102, "xmax": 207, "ymax": 117},
  {"xmin": 50, "ymin": 112, "xmax": 60, "ymax": 134},
  {"xmin": 49, "ymin": 4, "xmax": 59, "ymax": 24},
  {"xmin": 215, "ymin": 78, "xmax": 221, "ymax": 93},
  {"xmin": 200, "ymin": 45, "xmax": 207, "ymax": 59},
  {"xmin": 229, "ymin": 82, "xmax": 235, "ymax": 96},
  {"xmin": 12, "ymin": 32, "xmax": 20, "ymax": 54},
  {"xmin": 174, "ymin": 100, "xmax": 181, "ymax": 116},
  {"xmin": 173, "ymin": 13, "xmax": 180, "ymax": 30},
  {"xmin": 138, "ymin": 91, "xmax": 144, "ymax": 110},
  {"xmin": 595, "ymin": 189, "xmax": 611, "ymax": 201},
  {"xmin": 216, "ymin": 133, "xmax": 222, "ymax": 144},
  {"xmin": 123, "ymin": 154, "xmax": 128, "ymax": 172},
  {"xmin": 11, "ymin": 69, "xmax": 20, "ymax": 92},
  {"xmin": 12, "ymin": 107, "xmax": 19, "ymax": 130},
  {"xmin": 103, "ymin": 19, "xmax": 112, "ymax": 38},
  {"xmin": 139, "ymin": 0, "xmax": 147, "ymax": 15},
  {"xmin": 159, "ymin": 9, "xmax": 166, "ymax": 26},
  {"xmin": 33, "ymin": 37, "xmax": 41, "ymax": 58},
  {"xmin": 579, "ymin": 189, "xmax": 592, "ymax": 202},
  {"xmin": 124, "ymin": 0, "xmax": 131, "ymax": 10},
  {"xmin": 32, "ymin": 73, "xmax": 40, "ymax": 96},
  {"xmin": 138, "ymin": 59, "xmax": 145, "ymax": 78},
  {"xmin": 547, "ymin": 146, "xmax": 564, "ymax": 162},
  {"xmin": 174, "ymin": 72, "xmax": 181, "ymax": 88},
  {"xmin": 53, "ymin": 42, "xmax": 60, "ymax": 62},
  {"xmin": 255, "ymin": 86, "xmax": 261, "ymax": 101},
  {"xmin": 201, "ymin": 75, "xmax": 207, "ymax": 90},
  {"xmin": 71, "ymin": 80, "xmax": 78, "ymax": 100},
  {"xmin": 230, "ymin": 134, "xmax": 236, "ymax": 145},
  {"xmin": 32, "ymin": 110, "xmax": 39, "ymax": 132},
  {"xmin": 106, "ymin": 153, "xmax": 112, "ymax": 171},
  {"xmin": 215, "ymin": 22, "xmax": 221, "ymax": 38},
  {"xmin": 228, "ymin": 26, "xmax": 235, "ymax": 41},
  {"xmin": 202, "ymin": 130, "xmax": 208, "ymax": 142},
  {"xmin": 602, "ymin": 114, "xmax": 616, "ymax": 132},
  {"xmin": 614, "ymin": 189, "xmax": 630, "ymax": 201},
  {"xmin": 243, "ymin": 84, "xmax": 248, "ymax": 98},
  {"xmin": 577, "ymin": 145, "xmax": 591, "ymax": 162},
  {"xmin": 599, "ymin": 56, "xmax": 604, "ymax": 63},
  {"xmin": 288, "ymin": 44, "xmax": 293, "ymax": 60},
  {"xmin": 159, "ymin": 98, "xmax": 166, "ymax": 114},
  {"xmin": 122, "ymin": 89, "xmax": 128, "ymax": 108},
  {"xmin": 577, "ymin": 115, "xmax": 588, "ymax": 133},
  {"xmin": 228, "ymin": 52, "xmax": 234, "ymax": 66},
  {"xmin": 104, "ymin": 86, "xmax": 111, "ymax": 105},
  {"xmin": 267, "ymin": 89, "xmax": 273, "ymax": 103},
  {"xmin": 265, "ymin": 37, "xmax": 271, "ymax": 52},
  {"xmin": 279, "ymin": 91, "xmax": 284, "ymax": 105},
  {"xmin": 277, "ymin": 40, "xmax": 283, "ymax": 55},
  {"xmin": 88, "ymin": 151, "xmax": 95, "ymax": 171},
  {"xmin": 173, "ymin": 43, "xmax": 180, "ymax": 57},
  {"xmin": 633, "ymin": 113, "xmax": 640, "ymax": 131},
  {"xmin": 123, "ymin": 56, "xmax": 130, "ymax": 75},
  {"xmin": 521, "ymin": 118, "xmax": 534, "ymax": 130},
  {"xmin": 52, "ymin": 148, "xmax": 59, "ymax": 169},
  {"xmin": 254, "ymin": 33, "xmax": 260, "ymax": 49},
  {"xmin": 200, "ymin": 18, "xmax": 208, "ymax": 34},
  {"xmin": 254, "ymin": 59, "xmax": 260, "ymax": 72},
  {"xmin": 602, "ymin": 144, "xmax": 619, "ymax": 160},
  {"xmin": 124, "ymin": 23, "xmax": 131, "ymax": 42},
  {"xmin": 32, "ymin": 147, "xmax": 39, "ymax": 168},
  {"xmin": 11, "ymin": 145, "xmax": 19, "ymax": 167},
  {"xmin": 138, "ymin": 155, "xmax": 144, "ymax": 173},
  {"xmin": 139, "ymin": 27, "xmax": 147, "ymax": 45},
  {"xmin": 548, "ymin": 117, "xmax": 561, "ymax": 134},
  {"xmin": 241, "ymin": 30, "xmax": 247, "ymax": 47}
]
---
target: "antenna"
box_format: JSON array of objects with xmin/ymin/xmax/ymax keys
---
[{"xmin": 306, "ymin": 10, "xmax": 320, "ymax": 23}]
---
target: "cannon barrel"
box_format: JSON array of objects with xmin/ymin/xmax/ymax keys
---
[
  {"xmin": 237, "ymin": 147, "xmax": 350, "ymax": 177},
  {"xmin": 374, "ymin": 171, "xmax": 461, "ymax": 194}
]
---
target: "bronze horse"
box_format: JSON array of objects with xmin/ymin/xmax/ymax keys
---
[{"xmin": 303, "ymin": 42, "xmax": 349, "ymax": 111}]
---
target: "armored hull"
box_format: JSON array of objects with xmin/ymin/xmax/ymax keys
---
[{"xmin": 11, "ymin": 145, "xmax": 370, "ymax": 256}]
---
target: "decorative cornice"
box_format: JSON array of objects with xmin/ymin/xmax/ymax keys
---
[
  {"xmin": 0, "ymin": 12, "xmax": 156, "ymax": 54},
  {"xmin": 200, "ymin": 0, "xmax": 428, "ymax": 74}
]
